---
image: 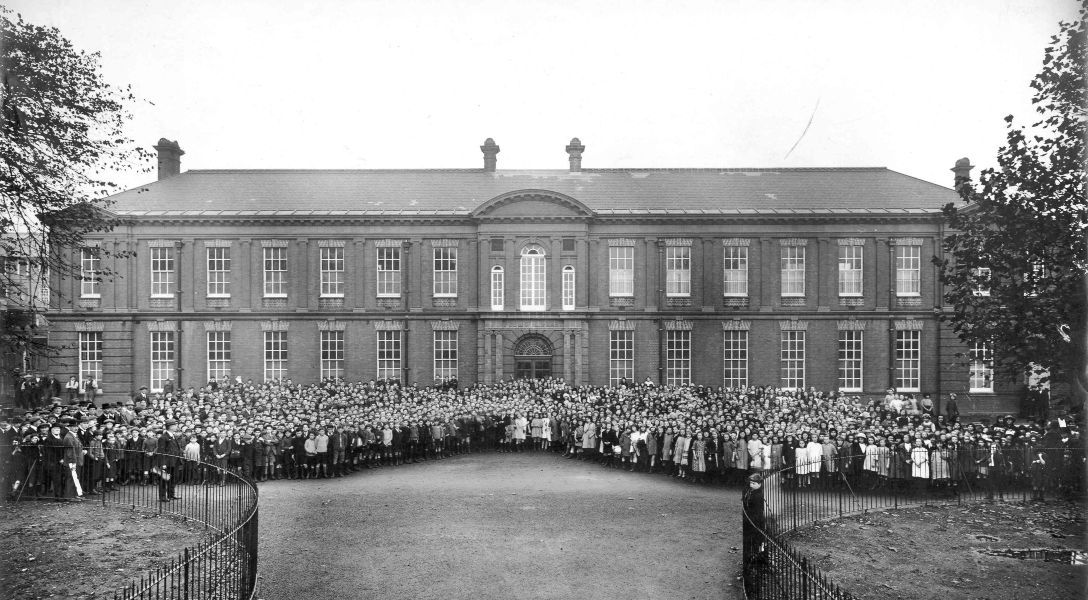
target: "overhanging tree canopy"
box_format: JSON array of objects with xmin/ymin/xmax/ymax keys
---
[
  {"xmin": 936, "ymin": 8, "xmax": 1087, "ymax": 399},
  {"xmin": 1, "ymin": 9, "xmax": 149, "ymax": 364}
]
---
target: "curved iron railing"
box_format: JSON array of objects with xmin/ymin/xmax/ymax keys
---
[
  {"xmin": 741, "ymin": 445, "xmax": 1084, "ymax": 599},
  {"xmin": 1, "ymin": 445, "xmax": 259, "ymax": 600}
]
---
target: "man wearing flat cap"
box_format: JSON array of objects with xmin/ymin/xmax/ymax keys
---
[{"xmin": 157, "ymin": 419, "xmax": 183, "ymax": 501}]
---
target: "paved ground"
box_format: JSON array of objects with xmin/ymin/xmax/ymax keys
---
[{"xmin": 257, "ymin": 452, "xmax": 743, "ymax": 600}]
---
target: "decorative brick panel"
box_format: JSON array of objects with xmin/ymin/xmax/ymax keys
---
[
  {"xmin": 894, "ymin": 319, "xmax": 924, "ymax": 330},
  {"xmin": 374, "ymin": 320, "xmax": 404, "ymax": 331},
  {"xmin": 722, "ymin": 320, "xmax": 751, "ymax": 331},
  {"xmin": 837, "ymin": 320, "xmax": 867, "ymax": 331},
  {"xmin": 375, "ymin": 239, "xmax": 406, "ymax": 247},
  {"xmin": 259, "ymin": 320, "xmax": 288, "ymax": 332},
  {"xmin": 429, "ymin": 239, "xmax": 459, "ymax": 248},
  {"xmin": 319, "ymin": 297, "xmax": 346, "ymax": 310},
  {"xmin": 203, "ymin": 321, "xmax": 232, "ymax": 332},
  {"xmin": 432, "ymin": 298, "xmax": 457, "ymax": 308},
  {"xmin": 666, "ymin": 297, "xmax": 693, "ymax": 307},
  {"xmin": 430, "ymin": 320, "xmax": 460, "ymax": 331},
  {"xmin": 779, "ymin": 320, "xmax": 808, "ymax": 331},
  {"xmin": 146, "ymin": 320, "xmax": 177, "ymax": 332},
  {"xmin": 262, "ymin": 297, "xmax": 287, "ymax": 309},
  {"xmin": 778, "ymin": 238, "xmax": 808, "ymax": 246},
  {"xmin": 75, "ymin": 321, "xmax": 104, "ymax": 332},
  {"xmin": 780, "ymin": 297, "xmax": 806, "ymax": 307},
  {"xmin": 608, "ymin": 320, "xmax": 636, "ymax": 331},
  {"xmin": 723, "ymin": 297, "xmax": 750, "ymax": 307},
  {"xmin": 150, "ymin": 298, "xmax": 177, "ymax": 310},
  {"xmin": 609, "ymin": 297, "xmax": 635, "ymax": 307},
  {"xmin": 664, "ymin": 238, "xmax": 693, "ymax": 247},
  {"xmin": 896, "ymin": 297, "xmax": 922, "ymax": 308},
  {"xmin": 146, "ymin": 239, "xmax": 178, "ymax": 248},
  {"xmin": 259, "ymin": 239, "xmax": 289, "ymax": 248},
  {"xmin": 721, "ymin": 238, "xmax": 751, "ymax": 247},
  {"xmin": 377, "ymin": 298, "xmax": 401, "ymax": 309},
  {"xmin": 837, "ymin": 238, "xmax": 865, "ymax": 246},
  {"xmin": 606, "ymin": 239, "xmax": 636, "ymax": 247},
  {"xmin": 207, "ymin": 297, "xmax": 231, "ymax": 308},
  {"xmin": 318, "ymin": 320, "xmax": 347, "ymax": 331},
  {"xmin": 839, "ymin": 297, "xmax": 864, "ymax": 307},
  {"xmin": 664, "ymin": 320, "xmax": 693, "ymax": 331},
  {"xmin": 890, "ymin": 237, "xmax": 924, "ymax": 246},
  {"xmin": 317, "ymin": 239, "xmax": 347, "ymax": 248},
  {"xmin": 78, "ymin": 298, "xmax": 101, "ymax": 309},
  {"xmin": 205, "ymin": 239, "xmax": 232, "ymax": 248}
]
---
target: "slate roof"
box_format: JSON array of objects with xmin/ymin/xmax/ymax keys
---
[{"xmin": 106, "ymin": 167, "xmax": 955, "ymax": 217}]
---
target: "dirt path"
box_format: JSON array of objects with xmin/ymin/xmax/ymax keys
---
[
  {"xmin": 257, "ymin": 452, "xmax": 743, "ymax": 600},
  {"xmin": 788, "ymin": 500, "xmax": 1087, "ymax": 600},
  {"xmin": 1, "ymin": 499, "xmax": 209, "ymax": 600}
]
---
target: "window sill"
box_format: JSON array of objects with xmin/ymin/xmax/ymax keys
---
[
  {"xmin": 263, "ymin": 294, "xmax": 288, "ymax": 299},
  {"xmin": 723, "ymin": 294, "xmax": 749, "ymax": 298},
  {"xmin": 150, "ymin": 294, "xmax": 175, "ymax": 299},
  {"xmin": 969, "ymin": 389, "xmax": 995, "ymax": 394},
  {"xmin": 80, "ymin": 294, "xmax": 102, "ymax": 299},
  {"xmin": 206, "ymin": 294, "xmax": 231, "ymax": 299},
  {"xmin": 432, "ymin": 294, "xmax": 458, "ymax": 299},
  {"xmin": 838, "ymin": 294, "xmax": 863, "ymax": 298},
  {"xmin": 320, "ymin": 294, "xmax": 345, "ymax": 299},
  {"xmin": 896, "ymin": 294, "xmax": 922, "ymax": 298}
]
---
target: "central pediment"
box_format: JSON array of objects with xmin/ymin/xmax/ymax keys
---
[{"xmin": 472, "ymin": 190, "xmax": 595, "ymax": 220}]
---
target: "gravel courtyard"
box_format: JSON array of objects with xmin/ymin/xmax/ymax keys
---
[{"xmin": 257, "ymin": 452, "xmax": 743, "ymax": 600}]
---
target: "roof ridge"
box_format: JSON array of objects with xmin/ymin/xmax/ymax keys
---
[{"xmin": 180, "ymin": 166, "xmax": 891, "ymax": 175}]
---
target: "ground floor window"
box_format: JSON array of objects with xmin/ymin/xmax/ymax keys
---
[
  {"xmin": 320, "ymin": 330, "xmax": 344, "ymax": 380},
  {"xmin": 838, "ymin": 330, "xmax": 863, "ymax": 392},
  {"xmin": 895, "ymin": 330, "xmax": 921, "ymax": 392},
  {"xmin": 434, "ymin": 330, "xmax": 458, "ymax": 383},
  {"xmin": 665, "ymin": 330, "xmax": 691, "ymax": 386},
  {"xmin": 609, "ymin": 329, "xmax": 634, "ymax": 386},
  {"xmin": 264, "ymin": 331, "xmax": 287, "ymax": 382},
  {"xmin": 79, "ymin": 332, "xmax": 103, "ymax": 385},
  {"xmin": 377, "ymin": 330, "xmax": 401, "ymax": 381},
  {"xmin": 781, "ymin": 330, "xmax": 805, "ymax": 390},
  {"xmin": 723, "ymin": 330, "xmax": 748, "ymax": 389},
  {"xmin": 150, "ymin": 331, "xmax": 175, "ymax": 392}
]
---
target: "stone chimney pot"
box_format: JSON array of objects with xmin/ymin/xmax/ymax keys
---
[
  {"xmin": 481, "ymin": 138, "xmax": 500, "ymax": 172},
  {"xmin": 153, "ymin": 138, "xmax": 185, "ymax": 180},
  {"xmin": 566, "ymin": 137, "xmax": 585, "ymax": 172},
  {"xmin": 951, "ymin": 157, "xmax": 974, "ymax": 184}
]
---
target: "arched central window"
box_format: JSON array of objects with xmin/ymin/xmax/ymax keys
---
[{"xmin": 520, "ymin": 245, "xmax": 546, "ymax": 311}]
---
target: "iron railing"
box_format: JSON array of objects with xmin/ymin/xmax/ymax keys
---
[
  {"xmin": 742, "ymin": 445, "xmax": 1084, "ymax": 599},
  {"xmin": 1, "ymin": 445, "xmax": 259, "ymax": 600}
]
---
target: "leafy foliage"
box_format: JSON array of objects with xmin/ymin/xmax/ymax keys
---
[
  {"xmin": 1, "ymin": 9, "xmax": 150, "ymax": 369},
  {"xmin": 935, "ymin": 8, "xmax": 1087, "ymax": 394}
]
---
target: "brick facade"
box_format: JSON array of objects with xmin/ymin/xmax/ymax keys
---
[{"xmin": 42, "ymin": 148, "xmax": 1024, "ymax": 414}]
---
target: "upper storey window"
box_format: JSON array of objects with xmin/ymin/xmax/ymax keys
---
[
  {"xmin": 838, "ymin": 242, "xmax": 863, "ymax": 297},
  {"xmin": 723, "ymin": 245, "xmax": 748, "ymax": 297},
  {"xmin": 895, "ymin": 244, "xmax": 921, "ymax": 297},
  {"xmin": 150, "ymin": 246, "xmax": 175, "ymax": 297},
  {"xmin": 519, "ymin": 245, "xmax": 546, "ymax": 311},
  {"xmin": 80, "ymin": 247, "xmax": 100, "ymax": 298},
  {"xmin": 263, "ymin": 246, "xmax": 287, "ymax": 298},
  {"xmin": 781, "ymin": 244, "xmax": 806, "ymax": 297},
  {"xmin": 608, "ymin": 245, "xmax": 634, "ymax": 297},
  {"xmin": 377, "ymin": 246, "xmax": 401, "ymax": 298},
  {"xmin": 665, "ymin": 246, "xmax": 691, "ymax": 297}
]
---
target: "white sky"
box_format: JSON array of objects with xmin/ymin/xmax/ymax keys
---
[{"xmin": 8, "ymin": 0, "xmax": 1080, "ymax": 191}]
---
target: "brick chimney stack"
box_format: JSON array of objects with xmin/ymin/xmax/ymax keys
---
[
  {"xmin": 153, "ymin": 138, "xmax": 185, "ymax": 180},
  {"xmin": 481, "ymin": 138, "xmax": 500, "ymax": 172},
  {"xmin": 566, "ymin": 137, "xmax": 585, "ymax": 172},
  {"xmin": 951, "ymin": 157, "xmax": 973, "ymax": 187}
]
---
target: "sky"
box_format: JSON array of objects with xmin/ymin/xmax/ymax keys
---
[{"xmin": 7, "ymin": 0, "xmax": 1080, "ymax": 191}]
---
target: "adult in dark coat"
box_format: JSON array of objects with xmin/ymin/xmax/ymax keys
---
[
  {"xmin": 742, "ymin": 472, "xmax": 768, "ymax": 596},
  {"xmin": 156, "ymin": 420, "xmax": 183, "ymax": 501},
  {"xmin": 44, "ymin": 425, "xmax": 67, "ymax": 499}
]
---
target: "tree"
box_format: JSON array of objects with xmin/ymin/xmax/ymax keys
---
[
  {"xmin": 1, "ymin": 9, "xmax": 149, "ymax": 374},
  {"xmin": 935, "ymin": 7, "xmax": 1087, "ymax": 404}
]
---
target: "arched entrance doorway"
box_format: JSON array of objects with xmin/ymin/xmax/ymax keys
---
[{"xmin": 514, "ymin": 335, "xmax": 552, "ymax": 379}]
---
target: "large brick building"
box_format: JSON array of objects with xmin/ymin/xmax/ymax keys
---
[{"xmin": 44, "ymin": 138, "xmax": 1019, "ymax": 413}]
